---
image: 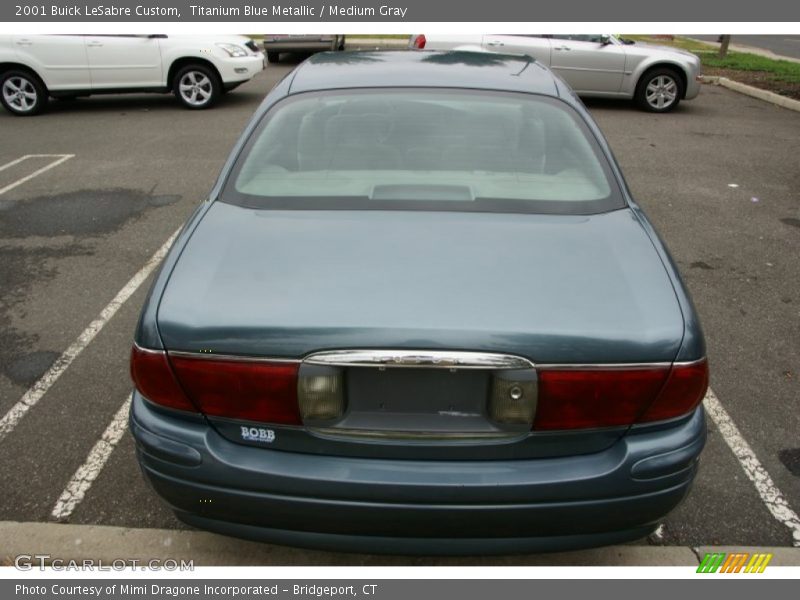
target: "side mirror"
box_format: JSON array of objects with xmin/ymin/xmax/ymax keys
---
[{"xmin": 600, "ymin": 34, "xmax": 612, "ymax": 46}]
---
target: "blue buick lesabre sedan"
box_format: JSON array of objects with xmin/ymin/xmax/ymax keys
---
[{"xmin": 130, "ymin": 51, "xmax": 708, "ymax": 554}]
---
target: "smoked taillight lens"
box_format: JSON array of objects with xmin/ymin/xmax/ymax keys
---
[
  {"xmin": 533, "ymin": 360, "xmax": 708, "ymax": 431},
  {"xmin": 298, "ymin": 366, "xmax": 346, "ymax": 423},
  {"xmin": 489, "ymin": 370, "xmax": 538, "ymax": 426},
  {"xmin": 168, "ymin": 355, "xmax": 302, "ymax": 426},
  {"xmin": 130, "ymin": 345, "xmax": 197, "ymax": 413}
]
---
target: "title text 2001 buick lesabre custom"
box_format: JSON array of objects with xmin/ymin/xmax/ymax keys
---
[{"xmin": 130, "ymin": 51, "xmax": 708, "ymax": 554}]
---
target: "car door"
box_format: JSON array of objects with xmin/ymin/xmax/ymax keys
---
[
  {"xmin": 84, "ymin": 35, "xmax": 163, "ymax": 89},
  {"xmin": 482, "ymin": 35, "xmax": 552, "ymax": 65},
  {"xmin": 548, "ymin": 35, "xmax": 626, "ymax": 94},
  {"xmin": 12, "ymin": 34, "xmax": 90, "ymax": 90}
]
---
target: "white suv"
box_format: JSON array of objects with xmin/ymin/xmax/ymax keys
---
[{"xmin": 0, "ymin": 34, "xmax": 265, "ymax": 116}]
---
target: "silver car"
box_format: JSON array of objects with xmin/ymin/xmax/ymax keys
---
[{"xmin": 410, "ymin": 34, "xmax": 702, "ymax": 112}]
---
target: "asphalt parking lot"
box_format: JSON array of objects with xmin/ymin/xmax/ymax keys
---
[{"xmin": 0, "ymin": 59, "xmax": 798, "ymax": 562}]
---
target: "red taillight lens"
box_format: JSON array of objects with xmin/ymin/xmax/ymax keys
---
[
  {"xmin": 412, "ymin": 34, "xmax": 426, "ymax": 49},
  {"xmin": 638, "ymin": 360, "xmax": 709, "ymax": 423},
  {"xmin": 130, "ymin": 346, "xmax": 197, "ymax": 413},
  {"xmin": 534, "ymin": 360, "xmax": 708, "ymax": 430},
  {"xmin": 169, "ymin": 356, "xmax": 302, "ymax": 426},
  {"xmin": 535, "ymin": 367, "xmax": 670, "ymax": 430}
]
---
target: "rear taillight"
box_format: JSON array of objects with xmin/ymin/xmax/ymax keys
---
[
  {"xmin": 411, "ymin": 34, "xmax": 426, "ymax": 49},
  {"xmin": 533, "ymin": 360, "xmax": 708, "ymax": 430},
  {"xmin": 638, "ymin": 360, "xmax": 709, "ymax": 423},
  {"xmin": 168, "ymin": 355, "xmax": 302, "ymax": 426},
  {"xmin": 130, "ymin": 345, "xmax": 197, "ymax": 413},
  {"xmin": 535, "ymin": 367, "xmax": 669, "ymax": 430}
]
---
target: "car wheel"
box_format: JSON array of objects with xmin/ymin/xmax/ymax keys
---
[
  {"xmin": 635, "ymin": 68, "xmax": 684, "ymax": 113},
  {"xmin": 173, "ymin": 64, "xmax": 220, "ymax": 110},
  {"xmin": 266, "ymin": 51, "xmax": 280, "ymax": 63},
  {"xmin": 0, "ymin": 70, "xmax": 46, "ymax": 116}
]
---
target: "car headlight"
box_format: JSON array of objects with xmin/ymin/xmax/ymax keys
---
[{"xmin": 216, "ymin": 43, "xmax": 248, "ymax": 57}]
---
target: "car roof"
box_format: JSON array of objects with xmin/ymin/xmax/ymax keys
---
[{"xmin": 286, "ymin": 50, "xmax": 563, "ymax": 97}]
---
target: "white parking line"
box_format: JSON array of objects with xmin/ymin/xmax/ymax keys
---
[
  {"xmin": 51, "ymin": 394, "xmax": 132, "ymax": 520},
  {"xmin": 0, "ymin": 154, "xmax": 74, "ymax": 196},
  {"xmin": 0, "ymin": 155, "xmax": 34, "ymax": 173},
  {"xmin": 0, "ymin": 227, "xmax": 181, "ymax": 444},
  {"xmin": 704, "ymin": 388, "xmax": 800, "ymax": 547}
]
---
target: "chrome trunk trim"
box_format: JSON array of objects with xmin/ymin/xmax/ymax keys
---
[
  {"xmin": 303, "ymin": 349, "xmax": 535, "ymax": 370},
  {"xmin": 535, "ymin": 358, "xmax": 706, "ymax": 370},
  {"xmin": 165, "ymin": 348, "xmax": 301, "ymax": 364},
  {"xmin": 157, "ymin": 345, "xmax": 704, "ymax": 371}
]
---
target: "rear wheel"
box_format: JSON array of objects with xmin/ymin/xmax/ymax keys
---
[
  {"xmin": 173, "ymin": 64, "xmax": 220, "ymax": 110},
  {"xmin": 635, "ymin": 68, "xmax": 684, "ymax": 113},
  {"xmin": 0, "ymin": 70, "xmax": 46, "ymax": 116},
  {"xmin": 266, "ymin": 51, "xmax": 280, "ymax": 63}
]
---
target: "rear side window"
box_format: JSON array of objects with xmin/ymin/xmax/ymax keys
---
[{"xmin": 223, "ymin": 89, "xmax": 624, "ymax": 214}]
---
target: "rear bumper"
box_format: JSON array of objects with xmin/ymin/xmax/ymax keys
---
[{"xmin": 130, "ymin": 392, "xmax": 706, "ymax": 554}]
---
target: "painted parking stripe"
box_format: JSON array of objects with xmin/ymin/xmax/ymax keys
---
[
  {"xmin": 704, "ymin": 388, "xmax": 800, "ymax": 547},
  {"xmin": 0, "ymin": 154, "xmax": 49, "ymax": 173},
  {"xmin": 0, "ymin": 154, "xmax": 74, "ymax": 196},
  {"xmin": 51, "ymin": 394, "xmax": 132, "ymax": 521},
  {"xmin": 0, "ymin": 227, "xmax": 181, "ymax": 444},
  {"xmin": 0, "ymin": 155, "xmax": 36, "ymax": 173}
]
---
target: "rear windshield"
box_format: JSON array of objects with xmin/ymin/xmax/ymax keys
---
[{"xmin": 222, "ymin": 89, "xmax": 624, "ymax": 214}]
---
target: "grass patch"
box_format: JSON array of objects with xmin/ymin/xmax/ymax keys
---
[
  {"xmin": 698, "ymin": 52, "xmax": 800, "ymax": 83},
  {"xmin": 624, "ymin": 35, "xmax": 800, "ymax": 86},
  {"xmin": 621, "ymin": 35, "xmax": 710, "ymax": 54}
]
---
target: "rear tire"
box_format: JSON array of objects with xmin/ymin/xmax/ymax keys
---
[
  {"xmin": 0, "ymin": 69, "xmax": 47, "ymax": 116},
  {"xmin": 173, "ymin": 64, "xmax": 221, "ymax": 110},
  {"xmin": 266, "ymin": 51, "xmax": 280, "ymax": 63},
  {"xmin": 635, "ymin": 68, "xmax": 684, "ymax": 113}
]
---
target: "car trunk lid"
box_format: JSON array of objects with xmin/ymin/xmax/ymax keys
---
[{"xmin": 158, "ymin": 202, "xmax": 684, "ymax": 362}]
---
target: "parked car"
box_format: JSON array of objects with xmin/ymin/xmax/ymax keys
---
[
  {"xmin": 409, "ymin": 34, "xmax": 702, "ymax": 112},
  {"xmin": 263, "ymin": 34, "xmax": 345, "ymax": 63},
  {"xmin": 0, "ymin": 34, "xmax": 265, "ymax": 116},
  {"xmin": 130, "ymin": 50, "xmax": 708, "ymax": 554}
]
